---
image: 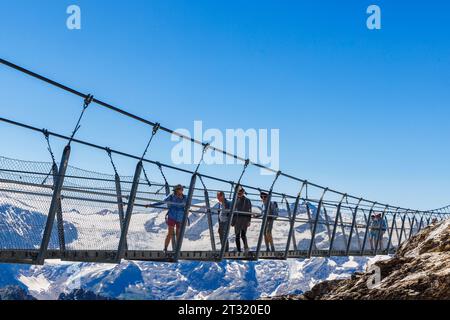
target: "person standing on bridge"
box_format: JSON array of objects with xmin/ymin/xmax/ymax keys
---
[
  {"xmin": 147, "ymin": 184, "xmax": 186, "ymax": 252},
  {"xmin": 369, "ymin": 213, "xmax": 387, "ymax": 250},
  {"xmin": 260, "ymin": 191, "xmax": 279, "ymax": 252},
  {"xmin": 217, "ymin": 191, "xmax": 231, "ymax": 252},
  {"xmin": 231, "ymin": 187, "xmax": 252, "ymax": 253}
]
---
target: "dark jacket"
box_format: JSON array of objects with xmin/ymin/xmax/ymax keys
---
[{"xmin": 232, "ymin": 196, "xmax": 252, "ymax": 227}]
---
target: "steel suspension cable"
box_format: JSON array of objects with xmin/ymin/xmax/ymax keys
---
[
  {"xmin": 106, "ymin": 148, "xmax": 119, "ymax": 176},
  {"xmin": 68, "ymin": 94, "xmax": 93, "ymax": 145},
  {"xmin": 41, "ymin": 129, "xmax": 58, "ymax": 185},
  {"xmin": 140, "ymin": 123, "xmax": 160, "ymax": 161},
  {"xmin": 154, "ymin": 162, "xmax": 170, "ymax": 196}
]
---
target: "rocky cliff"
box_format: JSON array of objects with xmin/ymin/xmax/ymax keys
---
[{"xmin": 269, "ymin": 219, "xmax": 450, "ymax": 300}]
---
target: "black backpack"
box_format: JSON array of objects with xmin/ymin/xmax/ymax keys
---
[{"xmin": 269, "ymin": 201, "xmax": 279, "ymax": 220}]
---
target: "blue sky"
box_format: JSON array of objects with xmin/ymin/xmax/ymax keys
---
[{"xmin": 0, "ymin": 0, "xmax": 449, "ymax": 210}]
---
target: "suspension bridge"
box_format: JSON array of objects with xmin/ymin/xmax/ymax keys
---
[{"xmin": 0, "ymin": 58, "xmax": 449, "ymax": 265}]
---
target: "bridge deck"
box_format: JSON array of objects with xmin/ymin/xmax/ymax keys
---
[{"xmin": 0, "ymin": 249, "xmax": 396, "ymax": 265}]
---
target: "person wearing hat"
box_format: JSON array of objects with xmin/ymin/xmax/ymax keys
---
[
  {"xmin": 260, "ymin": 191, "xmax": 279, "ymax": 252},
  {"xmin": 369, "ymin": 212, "xmax": 387, "ymax": 250},
  {"xmin": 148, "ymin": 184, "xmax": 186, "ymax": 252},
  {"xmin": 231, "ymin": 187, "xmax": 252, "ymax": 253}
]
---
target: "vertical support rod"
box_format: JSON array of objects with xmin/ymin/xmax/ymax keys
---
[
  {"xmin": 345, "ymin": 198, "xmax": 363, "ymax": 256},
  {"xmin": 219, "ymin": 183, "xmax": 240, "ymax": 260},
  {"xmin": 322, "ymin": 206, "xmax": 332, "ymax": 241},
  {"xmin": 305, "ymin": 203, "xmax": 317, "ymax": 251},
  {"xmin": 417, "ymin": 216, "xmax": 424, "ymax": 233},
  {"xmin": 328, "ymin": 194, "xmax": 346, "ymax": 256},
  {"xmin": 114, "ymin": 173, "xmax": 126, "ymax": 250},
  {"xmin": 114, "ymin": 174, "xmax": 125, "ymax": 229},
  {"xmin": 174, "ymin": 173, "xmax": 197, "ymax": 262},
  {"xmin": 51, "ymin": 163, "xmax": 66, "ymax": 254},
  {"xmin": 116, "ymin": 161, "xmax": 143, "ymax": 262},
  {"xmin": 307, "ymin": 189, "xmax": 328, "ymax": 258},
  {"xmin": 255, "ymin": 190, "xmax": 274, "ymax": 260},
  {"xmin": 338, "ymin": 211, "xmax": 348, "ymax": 248},
  {"xmin": 203, "ymin": 187, "xmax": 216, "ymax": 251},
  {"xmin": 285, "ymin": 190, "xmax": 303, "ymax": 258},
  {"xmin": 36, "ymin": 145, "xmax": 71, "ymax": 265},
  {"xmin": 386, "ymin": 209, "xmax": 399, "ymax": 253},
  {"xmin": 353, "ymin": 211, "xmax": 363, "ymax": 251},
  {"xmin": 397, "ymin": 212, "xmax": 408, "ymax": 246},
  {"xmin": 255, "ymin": 171, "xmax": 281, "ymax": 260},
  {"xmin": 408, "ymin": 214, "xmax": 417, "ymax": 239}
]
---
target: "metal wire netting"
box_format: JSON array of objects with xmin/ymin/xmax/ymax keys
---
[
  {"xmin": 0, "ymin": 157, "xmax": 55, "ymax": 249},
  {"xmin": 0, "ymin": 155, "xmax": 436, "ymax": 256}
]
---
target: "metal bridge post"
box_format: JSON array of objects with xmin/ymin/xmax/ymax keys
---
[
  {"xmin": 174, "ymin": 173, "xmax": 197, "ymax": 262},
  {"xmin": 255, "ymin": 190, "xmax": 274, "ymax": 260},
  {"xmin": 397, "ymin": 211, "xmax": 408, "ymax": 246},
  {"xmin": 114, "ymin": 173, "xmax": 127, "ymax": 251},
  {"xmin": 305, "ymin": 203, "xmax": 317, "ymax": 251},
  {"xmin": 417, "ymin": 216, "xmax": 424, "ymax": 233},
  {"xmin": 198, "ymin": 176, "xmax": 216, "ymax": 251},
  {"xmin": 284, "ymin": 185, "xmax": 305, "ymax": 258},
  {"xmin": 338, "ymin": 210, "xmax": 348, "ymax": 248},
  {"xmin": 425, "ymin": 215, "xmax": 431, "ymax": 227},
  {"xmin": 36, "ymin": 145, "xmax": 71, "ymax": 265},
  {"xmin": 345, "ymin": 198, "xmax": 363, "ymax": 256},
  {"xmin": 328, "ymin": 194, "xmax": 346, "ymax": 256},
  {"xmin": 114, "ymin": 173, "xmax": 125, "ymax": 230},
  {"xmin": 406, "ymin": 216, "xmax": 412, "ymax": 239},
  {"xmin": 307, "ymin": 188, "xmax": 328, "ymax": 258},
  {"xmin": 283, "ymin": 197, "xmax": 296, "ymax": 257},
  {"xmin": 51, "ymin": 163, "xmax": 66, "ymax": 254},
  {"xmin": 255, "ymin": 172, "xmax": 281, "ymax": 260},
  {"xmin": 386, "ymin": 208, "xmax": 399, "ymax": 253},
  {"xmin": 116, "ymin": 161, "xmax": 143, "ymax": 262},
  {"xmin": 322, "ymin": 206, "xmax": 332, "ymax": 241},
  {"xmin": 219, "ymin": 183, "xmax": 240, "ymax": 260},
  {"xmin": 203, "ymin": 185, "xmax": 216, "ymax": 251},
  {"xmin": 353, "ymin": 211, "xmax": 364, "ymax": 251},
  {"xmin": 408, "ymin": 214, "xmax": 417, "ymax": 239}
]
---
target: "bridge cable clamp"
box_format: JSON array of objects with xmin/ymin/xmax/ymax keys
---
[{"xmin": 83, "ymin": 94, "xmax": 94, "ymax": 109}]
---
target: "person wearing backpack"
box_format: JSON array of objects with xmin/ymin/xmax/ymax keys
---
[
  {"xmin": 260, "ymin": 191, "xmax": 278, "ymax": 252},
  {"xmin": 231, "ymin": 187, "xmax": 252, "ymax": 253}
]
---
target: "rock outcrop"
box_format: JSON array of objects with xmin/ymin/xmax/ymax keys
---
[{"xmin": 270, "ymin": 219, "xmax": 450, "ymax": 300}]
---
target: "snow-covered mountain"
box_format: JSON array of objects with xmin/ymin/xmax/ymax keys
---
[
  {"xmin": 0, "ymin": 202, "xmax": 78, "ymax": 250},
  {"xmin": 0, "ymin": 256, "xmax": 381, "ymax": 300}
]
